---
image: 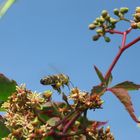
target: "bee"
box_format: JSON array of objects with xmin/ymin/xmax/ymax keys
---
[{"xmin": 40, "ymin": 74, "xmax": 70, "ymax": 91}]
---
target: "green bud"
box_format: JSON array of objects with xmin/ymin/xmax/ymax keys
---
[
  {"xmin": 96, "ymin": 17, "xmax": 100, "ymax": 22},
  {"xmin": 131, "ymin": 22, "xmax": 137, "ymax": 29},
  {"xmin": 93, "ymin": 20, "xmax": 98, "ymax": 25},
  {"xmin": 101, "ymin": 10, "xmax": 108, "ymax": 18},
  {"xmin": 99, "ymin": 17, "xmax": 105, "ymax": 23},
  {"xmin": 105, "ymin": 15, "xmax": 110, "ymax": 21},
  {"xmin": 133, "ymin": 17, "xmax": 139, "ymax": 22},
  {"xmin": 96, "ymin": 29, "xmax": 103, "ymax": 34},
  {"xmin": 114, "ymin": 8, "xmax": 119, "ymax": 16},
  {"xmin": 89, "ymin": 24, "xmax": 96, "ymax": 30},
  {"xmin": 136, "ymin": 7, "xmax": 140, "ymax": 13},
  {"xmin": 104, "ymin": 36, "xmax": 111, "ymax": 42},
  {"xmin": 137, "ymin": 22, "xmax": 140, "ymax": 29},
  {"xmin": 120, "ymin": 7, "xmax": 129, "ymax": 14},
  {"xmin": 134, "ymin": 13, "xmax": 140, "ymax": 21},
  {"xmin": 109, "ymin": 18, "xmax": 118, "ymax": 24},
  {"xmin": 92, "ymin": 35, "xmax": 100, "ymax": 41}
]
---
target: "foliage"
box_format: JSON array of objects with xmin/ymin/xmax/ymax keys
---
[
  {"xmin": 0, "ymin": 5, "xmax": 140, "ymax": 140},
  {"xmin": 0, "ymin": 0, "xmax": 16, "ymax": 18}
]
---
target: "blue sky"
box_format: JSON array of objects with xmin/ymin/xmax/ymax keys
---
[{"xmin": 0, "ymin": 0, "xmax": 140, "ymax": 139}]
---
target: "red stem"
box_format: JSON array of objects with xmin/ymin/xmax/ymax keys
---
[
  {"xmin": 62, "ymin": 111, "xmax": 82, "ymax": 133},
  {"xmin": 123, "ymin": 36, "xmax": 140, "ymax": 50},
  {"xmin": 106, "ymin": 29, "xmax": 123, "ymax": 35},
  {"xmin": 104, "ymin": 31, "xmax": 127, "ymax": 80}
]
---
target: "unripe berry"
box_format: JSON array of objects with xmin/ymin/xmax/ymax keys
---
[
  {"xmin": 137, "ymin": 22, "xmax": 140, "ymax": 29},
  {"xmin": 105, "ymin": 15, "xmax": 110, "ymax": 21},
  {"xmin": 92, "ymin": 35, "xmax": 100, "ymax": 41},
  {"xmin": 110, "ymin": 18, "xmax": 118, "ymax": 24},
  {"xmin": 133, "ymin": 16, "xmax": 139, "ymax": 22},
  {"xmin": 96, "ymin": 17, "xmax": 100, "ymax": 22},
  {"xmin": 131, "ymin": 22, "xmax": 137, "ymax": 29},
  {"xmin": 136, "ymin": 7, "xmax": 140, "ymax": 13},
  {"xmin": 134, "ymin": 13, "xmax": 140, "ymax": 21},
  {"xmin": 114, "ymin": 8, "xmax": 119, "ymax": 16},
  {"xmin": 93, "ymin": 20, "xmax": 98, "ymax": 25},
  {"xmin": 96, "ymin": 29, "xmax": 103, "ymax": 34},
  {"xmin": 99, "ymin": 17, "xmax": 105, "ymax": 24},
  {"xmin": 120, "ymin": 7, "xmax": 129, "ymax": 14},
  {"xmin": 101, "ymin": 10, "xmax": 108, "ymax": 18},
  {"xmin": 104, "ymin": 36, "xmax": 111, "ymax": 42},
  {"xmin": 88, "ymin": 24, "xmax": 96, "ymax": 30}
]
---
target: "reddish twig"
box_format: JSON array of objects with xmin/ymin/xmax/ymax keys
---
[
  {"xmin": 123, "ymin": 36, "xmax": 140, "ymax": 50},
  {"xmin": 106, "ymin": 29, "xmax": 124, "ymax": 35},
  {"xmin": 103, "ymin": 28, "xmax": 140, "ymax": 81},
  {"xmin": 62, "ymin": 111, "xmax": 82, "ymax": 133}
]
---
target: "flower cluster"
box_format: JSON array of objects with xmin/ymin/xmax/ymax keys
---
[
  {"xmin": 1, "ymin": 85, "xmax": 49, "ymax": 140},
  {"xmin": 86, "ymin": 124, "xmax": 114, "ymax": 140},
  {"xmin": 69, "ymin": 88, "xmax": 104, "ymax": 110},
  {"xmin": 131, "ymin": 7, "xmax": 140, "ymax": 29}
]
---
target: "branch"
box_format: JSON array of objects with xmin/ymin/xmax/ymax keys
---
[
  {"xmin": 63, "ymin": 111, "xmax": 82, "ymax": 133},
  {"xmin": 123, "ymin": 36, "xmax": 140, "ymax": 50},
  {"xmin": 106, "ymin": 29, "xmax": 123, "ymax": 35},
  {"xmin": 104, "ymin": 31, "xmax": 127, "ymax": 81}
]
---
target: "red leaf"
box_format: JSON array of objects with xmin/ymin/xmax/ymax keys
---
[
  {"xmin": 113, "ymin": 81, "xmax": 140, "ymax": 90},
  {"xmin": 109, "ymin": 88, "xmax": 140, "ymax": 123}
]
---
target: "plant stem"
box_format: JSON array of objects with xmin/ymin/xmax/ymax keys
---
[
  {"xmin": 104, "ymin": 28, "xmax": 140, "ymax": 81},
  {"xmin": 106, "ymin": 29, "xmax": 123, "ymax": 35},
  {"xmin": 104, "ymin": 31, "xmax": 127, "ymax": 81},
  {"xmin": 123, "ymin": 36, "xmax": 140, "ymax": 50},
  {"xmin": 62, "ymin": 111, "xmax": 82, "ymax": 133}
]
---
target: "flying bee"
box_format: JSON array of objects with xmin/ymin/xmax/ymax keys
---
[{"xmin": 40, "ymin": 74, "xmax": 70, "ymax": 92}]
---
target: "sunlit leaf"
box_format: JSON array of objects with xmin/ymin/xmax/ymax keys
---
[
  {"xmin": 113, "ymin": 81, "xmax": 140, "ymax": 90},
  {"xmin": 94, "ymin": 65, "xmax": 105, "ymax": 83},
  {"xmin": 0, "ymin": 73, "xmax": 17, "ymax": 102},
  {"xmin": 105, "ymin": 73, "xmax": 113, "ymax": 87},
  {"xmin": 0, "ymin": 0, "xmax": 16, "ymax": 18},
  {"xmin": 109, "ymin": 88, "xmax": 140, "ymax": 123}
]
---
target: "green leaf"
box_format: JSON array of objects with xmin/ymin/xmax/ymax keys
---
[
  {"xmin": 91, "ymin": 85, "xmax": 106, "ymax": 96},
  {"xmin": 0, "ymin": 0, "xmax": 16, "ymax": 18},
  {"xmin": 94, "ymin": 65, "xmax": 105, "ymax": 83},
  {"xmin": 45, "ymin": 136, "xmax": 54, "ymax": 140},
  {"xmin": 0, "ymin": 116, "xmax": 10, "ymax": 138},
  {"xmin": 113, "ymin": 81, "xmax": 140, "ymax": 90},
  {"xmin": 109, "ymin": 88, "xmax": 140, "ymax": 123},
  {"xmin": 105, "ymin": 73, "xmax": 113, "ymax": 87},
  {"xmin": 0, "ymin": 74, "xmax": 17, "ymax": 102}
]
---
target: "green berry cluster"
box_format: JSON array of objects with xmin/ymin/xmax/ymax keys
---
[
  {"xmin": 89, "ymin": 7, "xmax": 130, "ymax": 42},
  {"xmin": 131, "ymin": 7, "xmax": 140, "ymax": 29},
  {"xmin": 113, "ymin": 7, "xmax": 129, "ymax": 18}
]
